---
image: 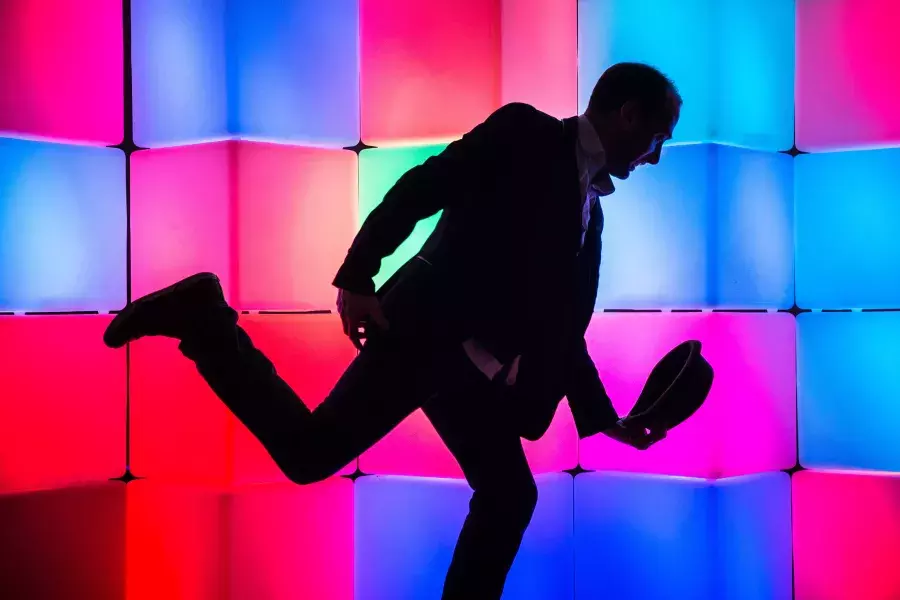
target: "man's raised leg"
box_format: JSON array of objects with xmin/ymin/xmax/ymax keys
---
[{"xmin": 105, "ymin": 272, "xmax": 446, "ymax": 484}]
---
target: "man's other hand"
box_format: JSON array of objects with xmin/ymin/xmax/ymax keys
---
[
  {"xmin": 602, "ymin": 417, "xmax": 666, "ymax": 450},
  {"xmin": 337, "ymin": 288, "xmax": 389, "ymax": 350}
]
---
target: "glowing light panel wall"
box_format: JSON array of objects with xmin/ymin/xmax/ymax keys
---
[
  {"xmin": 795, "ymin": 148, "xmax": 900, "ymax": 309},
  {"xmin": 579, "ymin": 312, "xmax": 796, "ymax": 479},
  {"xmin": 361, "ymin": 401, "xmax": 578, "ymax": 479},
  {"xmin": 576, "ymin": 473, "xmax": 713, "ymax": 600},
  {"xmin": 355, "ymin": 474, "xmax": 573, "ymax": 600},
  {"xmin": 796, "ymin": 0, "xmax": 900, "ymax": 151},
  {"xmin": 126, "ymin": 480, "xmax": 353, "ymax": 599},
  {"xmin": 0, "ymin": 139, "xmax": 126, "ymax": 312},
  {"xmin": 229, "ymin": 480, "xmax": 354, "ymax": 600},
  {"xmin": 793, "ymin": 470, "xmax": 900, "ymax": 600},
  {"xmin": 131, "ymin": 142, "xmax": 356, "ymax": 310},
  {"xmin": 133, "ymin": 0, "xmax": 359, "ymax": 148},
  {"xmin": 500, "ymin": 0, "xmax": 577, "ymax": 118},
  {"xmin": 798, "ymin": 313, "xmax": 900, "ymax": 472},
  {"xmin": 234, "ymin": 142, "xmax": 358, "ymax": 311},
  {"xmin": 361, "ymin": 0, "xmax": 577, "ymax": 145},
  {"xmin": 126, "ymin": 483, "xmax": 228, "ymax": 600},
  {"xmin": 132, "ymin": 0, "xmax": 229, "ymax": 148},
  {"xmin": 360, "ymin": 0, "xmax": 499, "ymax": 145},
  {"xmin": 0, "ymin": 316, "xmax": 125, "ymax": 494},
  {"xmin": 0, "ymin": 483, "xmax": 126, "ymax": 599},
  {"xmin": 358, "ymin": 144, "xmax": 446, "ymax": 289},
  {"xmin": 578, "ymin": 0, "xmax": 794, "ymax": 150},
  {"xmin": 229, "ymin": 0, "xmax": 360, "ymax": 147},
  {"xmin": 716, "ymin": 473, "xmax": 793, "ymax": 600},
  {"xmin": 0, "ymin": 0, "xmax": 123, "ymax": 145},
  {"xmin": 130, "ymin": 335, "xmax": 233, "ymax": 486},
  {"xmin": 11, "ymin": 0, "xmax": 900, "ymax": 596},
  {"xmin": 575, "ymin": 472, "xmax": 791, "ymax": 600},
  {"xmin": 597, "ymin": 144, "xmax": 793, "ymax": 309},
  {"xmin": 130, "ymin": 143, "xmax": 235, "ymax": 303},
  {"xmin": 234, "ymin": 315, "xmax": 358, "ymax": 484},
  {"xmin": 131, "ymin": 314, "xmax": 357, "ymax": 485}
]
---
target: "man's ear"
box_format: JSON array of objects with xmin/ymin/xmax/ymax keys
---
[{"xmin": 619, "ymin": 100, "xmax": 641, "ymax": 131}]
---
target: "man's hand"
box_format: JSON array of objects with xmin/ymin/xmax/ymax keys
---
[
  {"xmin": 337, "ymin": 288, "xmax": 389, "ymax": 350},
  {"xmin": 602, "ymin": 417, "xmax": 666, "ymax": 450}
]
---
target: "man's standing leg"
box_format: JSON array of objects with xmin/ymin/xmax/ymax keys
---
[
  {"xmin": 105, "ymin": 272, "xmax": 448, "ymax": 484},
  {"xmin": 423, "ymin": 353, "xmax": 538, "ymax": 599}
]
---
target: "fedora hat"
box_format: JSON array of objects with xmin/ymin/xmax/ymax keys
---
[{"xmin": 627, "ymin": 340, "xmax": 714, "ymax": 431}]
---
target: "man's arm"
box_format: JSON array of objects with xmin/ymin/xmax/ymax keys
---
[
  {"xmin": 565, "ymin": 206, "xmax": 663, "ymax": 446},
  {"xmin": 567, "ymin": 339, "xmax": 620, "ymax": 438},
  {"xmin": 332, "ymin": 103, "xmax": 533, "ymax": 295},
  {"xmin": 564, "ymin": 201, "xmax": 618, "ymax": 437}
]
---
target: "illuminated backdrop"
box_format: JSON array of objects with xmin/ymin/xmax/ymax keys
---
[{"xmin": 0, "ymin": 0, "xmax": 897, "ymax": 598}]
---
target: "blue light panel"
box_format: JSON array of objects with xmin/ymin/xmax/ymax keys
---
[
  {"xmin": 577, "ymin": 0, "xmax": 793, "ymax": 150},
  {"xmin": 574, "ymin": 472, "xmax": 714, "ymax": 600},
  {"xmin": 798, "ymin": 313, "xmax": 900, "ymax": 472},
  {"xmin": 713, "ymin": 146, "xmax": 793, "ymax": 308},
  {"xmin": 597, "ymin": 144, "xmax": 792, "ymax": 309},
  {"xmin": 796, "ymin": 149, "xmax": 900, "ymax": 309},
  {"xmin": 132, "ymin": 0, "xmax": 229, "ymax": 147},
  {"xmin": 355, "ymin": 474, "xmax": 573, "ymax": 600},
  {"xmin": 228, "ymin": 0, "xmax": 360, "ymax": 147}
]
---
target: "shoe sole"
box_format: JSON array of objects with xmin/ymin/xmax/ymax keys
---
[{"xmin": 103, "ymin": 272, "xmax": 220, "ymax": 348}]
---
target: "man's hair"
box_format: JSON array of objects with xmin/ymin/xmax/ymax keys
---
[{"xmin": 587, "ymin": 62, "xmax": 681, "ymax": 119}]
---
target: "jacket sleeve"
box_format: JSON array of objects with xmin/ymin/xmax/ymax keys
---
[
  {"xmin": 567, "ymin": 339, "xmax": 620, "ymax": 438},
  {"xmin": 565, "ymin": 200, "xmax": 619, "ymax": 438},
  {"xmin": 332, "ymin": 103, "xmax": 533, "ymax": 294}
]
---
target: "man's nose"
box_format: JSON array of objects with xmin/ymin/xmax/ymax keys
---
[{"xmin": 647, "ymin": 146, "xmax": 663, "ymax": 165}]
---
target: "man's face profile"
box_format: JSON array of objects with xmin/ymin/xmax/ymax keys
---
[{"xmin": 607, "ymin": 97, "xmax": 680, "ymax": 180}]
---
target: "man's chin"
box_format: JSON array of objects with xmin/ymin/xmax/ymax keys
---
[{"xmin": 609, "ymin": 168, "xmax": 631, "ymax": 180}]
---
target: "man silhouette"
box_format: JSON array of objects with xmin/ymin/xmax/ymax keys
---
[{"xmin": 104, "ymin": 62, "xmax": 681, "ymax": 599}]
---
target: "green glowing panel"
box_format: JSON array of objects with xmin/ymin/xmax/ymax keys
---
[{"xmin": 358, "ymin": 144, "xmax": 446, "ymax": 289}]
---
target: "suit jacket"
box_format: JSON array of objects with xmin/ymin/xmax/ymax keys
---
[{"xmin": 333, "ymin": 103, "xmax": 619, "ymax": 441}]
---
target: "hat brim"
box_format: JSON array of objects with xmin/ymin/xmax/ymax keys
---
[{"xmin": 627, "ymin": 340, "xmax": 714, "ymax": 431}]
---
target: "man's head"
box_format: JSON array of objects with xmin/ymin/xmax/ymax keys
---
[{"xmin": 586, "ymin": 62, "xmax": 682, "ymax": 180}]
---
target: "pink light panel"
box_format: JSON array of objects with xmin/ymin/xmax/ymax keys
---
[
  {"xmin": 793, "ymin": 470, "xmax": 900, "ymax": 600},
  {"xmin": 131, "ymin": 142, "xmax": 356, "ymax": 311},
  {"xmin": 579, "ymin": 312, "xmax": 796, "ymax": 478},
  {"xmin": 130, "ymin": 334, "xmax": 234, "ymax": 486},
  {"xmin": 361, "ymin": 0, "xmax": 500, "ymax": 145},
  {"xmin": 797, "ymin": 0, "xmax": 900, "ymax": 151},
  {"xmin": 361, "ymin": 0, "xmax": 576, "ymax": 145},
  {"xmin": 0, "ymin": 0, "xmax": 123, "ymax": 145},
  {"xmin": 130, "ymin": 143, "xmax": 236, "ymax": 304},
  {"xmin": 500, "ymin": 0, "xmax": 577, "ymax": 118},
  {"xmin": 126, "ymin": 483, "xmax": 228, "ymax": 600},
  {"xmin": 235, "ymin": 142, "xmax": 358, "ymax": 311},
  {"xmin": 0, "ymin": 316, "xmax": 125, "ymax": 494},
  {"xmin": 126, "ymin": 479, "xmax": 353, "ymax": 600},
  {"xmin": 130, "ymin": 314, "xmax": 357, "ymax": 486},
  {"xmin": 229, "ymin": 480, "xmax": 354, "ymax": 600}
]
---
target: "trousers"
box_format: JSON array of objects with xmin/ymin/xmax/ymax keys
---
[{"xmin": 178, "ymin": 313, "xmax": 538, "ymax": 599}]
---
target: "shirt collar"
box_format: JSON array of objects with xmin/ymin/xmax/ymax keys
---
[{"xmin": 576, "ymin": 114, "xmax": 615, "ymax": 197}]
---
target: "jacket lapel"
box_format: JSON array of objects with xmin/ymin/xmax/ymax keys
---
[{"xmin": 561, "ymin": 116, "xmax": 583, "ymax": 214}]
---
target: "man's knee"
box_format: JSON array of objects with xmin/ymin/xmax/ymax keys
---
[
  {"xmin": 283, "ymin": 463, "xmax": 331, "ymax": 486},
  {"xmin": 272, "ymin": 438, "xmax": 336, "ymax": 486},
  {"xmin": 473, "ymin": 473, "xmax": 538, "ymax": 526}
]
